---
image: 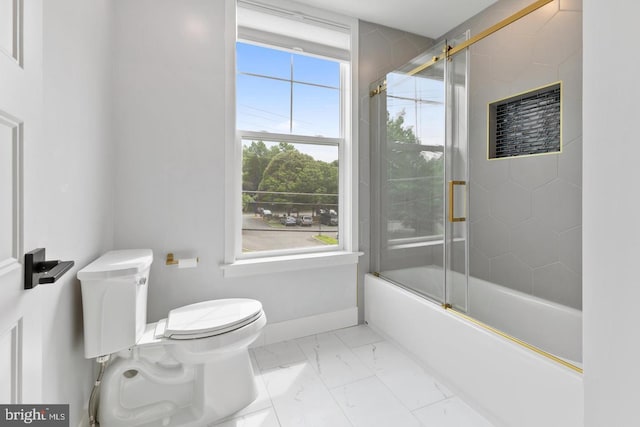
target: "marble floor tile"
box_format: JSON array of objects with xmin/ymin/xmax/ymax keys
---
[
  {"xmin": 296, "ymin": 332, "xmax": 374, "ymax": 389},
  {"xmin": 352, "ymin": 340, "xmax": 452, "ymax": 410},
  {"xmin": 262, "ymin": 362, "xmax": 352, "ymax": 427},
  {"xmin": 252, "ymin": 341, "xmax": 307, "ymax": 371},
  {"xmin": 352, "ymin": 340, "xmax": 421, "ymax": 374},
  {"xmin": 377, "ymin": 368, "xmax": 451, "ymax": 411},
  {"xmin": 331, "ymin": 376, "xmax": 422, "ymax": 427},
  {"xmin": 211, "ymin": 407, "xmax": 281, "ymax": 427},
  {"xmin": 247, "ymin": 326, "xmax": 495, "ymax": 427},
  {"xmin": 334, "ymin": 325, "xmax": 384, "ymax": 348},
  {"xmin": 413, "ymin": 397, "xmax": 494, "ymax": 427},
  {"xmin": 296, "ymin": 332, "xmax": 347, "ymax": 354}
]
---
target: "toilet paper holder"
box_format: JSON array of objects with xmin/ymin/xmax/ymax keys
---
[{"xmin": 166, "ymin": 253, "xmax": 199, "ymax": 267}]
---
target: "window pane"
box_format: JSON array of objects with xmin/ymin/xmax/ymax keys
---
[
  {"xmin": 237, "ymin": 74, "xmax": 291, "ymax": 133},
  {"xmin": 241, "ymin": 139, "xmax": 339, "ymax": 253},
  {"xmin": 237, "ymin": 42, "xmax": 291, "ymax": 80},
  {"xmin": 387, "ymin": 145, "xmax": 443, "ymax": 240},
  {"xmin": 292, "ymin": 83, "xmax": 340, "ymax": 138},
  {"xmin": 386, "ymin": 71, "xmax": 445, "ymax": 241},
  {"xmin": 387, "ymin": 72, "xmax": 444, "ymax": 147},
  {"xmin": 293, "ymin": 54, "xmax": 340, "ymax": 87}
]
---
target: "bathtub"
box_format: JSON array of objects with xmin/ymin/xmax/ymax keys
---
[
  {"xmin": 365, "ymin": 271, "xmax": 584, "ymax": 427},
  {"xmin": 379, "ymin": 265, "xmax": 582, "ymax": 363}
]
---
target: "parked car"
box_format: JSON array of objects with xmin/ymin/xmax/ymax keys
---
[
  {"xmin": 285, "ymin": 216, "xmax": 297, "ymax": 226},
  {"xmin": 297, "ymin": 215, "xmax": 313, "ymax": 226},
  {"xmin": 280, "ymin": 215, "xmax": 297, "ymax": 226},
  {"xmin": 320, "ymin": 212, "xmax": 338, "ymax": 226}
]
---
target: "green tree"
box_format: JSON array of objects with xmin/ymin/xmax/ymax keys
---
[
  {"xmin": 258, "ymin": 150, "xmax": 338, "ymax": 214},
  {"xmin": 243, "ymin": 141, "xmax": 279, "ymax": 191},
  {"xmin": 386, "ymin": 110, "xmax": 444, "ymax": 237}
]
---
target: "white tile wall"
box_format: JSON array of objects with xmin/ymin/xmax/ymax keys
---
[
  {"xmin": 467, "ymin": 5, "xmax": 583, "ymax": 310},
  {"xmin": 212, "ymin": 326, "xmax": 494, "ymax": 427}
]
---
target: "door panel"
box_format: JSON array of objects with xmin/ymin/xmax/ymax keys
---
[
  {"xmin": 375, "ymin": 42, "xmax": 447, "ymax": 304},
  {"xmin": 0, "ymin": 115, "xmax": 20, "ymax": 271},
  {"xmin": 0, "ymin": 0, "xmax": 21, "ymax": 64},
  {"xmin": 0, "ymin": 0, "xmax": 43, "ymax": 404}
]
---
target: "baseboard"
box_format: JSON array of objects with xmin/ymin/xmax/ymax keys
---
[{"xmin": 251, "ymin": 307, "xmax": 358, "ymax": 347}]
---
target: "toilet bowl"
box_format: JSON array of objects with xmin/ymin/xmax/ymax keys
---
[{"xmin": 78, "ymin": 250, "xmax": 266, "ymax": 427}]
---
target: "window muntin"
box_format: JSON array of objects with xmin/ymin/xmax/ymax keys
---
[
  {"xmin": 237, "ymin": 42, "xmax": 341, "ymax": 138},
  {"xmin": 236, "ymin": 40, "xmax": 345, "ymax": 257}
]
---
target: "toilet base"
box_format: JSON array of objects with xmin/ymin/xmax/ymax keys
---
[{"xmin": 98, "ymin": 347, "xmax": 258, "ymax": 427}]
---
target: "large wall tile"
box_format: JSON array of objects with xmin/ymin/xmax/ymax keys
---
[
  {"xmin": 470, "ymin": 217, "xmax": 510, "ymax": 258},
  {"xmin": 532, "ymin": 11, "xmax": 582, "ymax": 66},
  {"xmin": 559, "ymin": 138, "xmax": 582, "ymax": 187},
  {"xmin": 558, "ymin": 226, "xmax": 582, "ymax": 275},
  {"xmin": 490, "ymin": 180, "xmax": 532, "ymax": 225},
  {"xmin": 533, "ymin": 179, "xmax": 581, "ymax": 232},
  {"xmin": 491, "ymin": 253, "xmax": 533, "ymax": 294},
  {"xmin": 467, "ymin": 2, "xmax": 581, "ymax": 307},
  {"xmin": 511, "ymin": 219, "xmax": 559, "ymax": 268},
  {"xmin": 509, "ymin": 153, "xmax": 558, "ymax": 190},
  {"xmin": 533, "ymin": 262, "xmax": 582, "ymax": 309}
]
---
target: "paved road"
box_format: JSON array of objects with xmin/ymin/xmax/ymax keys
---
[{"xmin": 242, "ymin": 214, "xmax": 338, "ymax": 252}]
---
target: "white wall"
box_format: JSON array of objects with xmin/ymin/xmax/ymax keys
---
[
  {"xmin": 112, "ymin": 0, "xmax": 357, "ymax": 325},
  {"xmin": 40, "ymin": 0, "xmax": 114, "ymax": 425},
  {"xmin": 583, "ymin": 1, "xmax": 640, "ymax": 425}
]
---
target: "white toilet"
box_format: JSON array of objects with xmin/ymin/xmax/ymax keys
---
[{"xmin": 78, "ymin": 249, "xmax": 266, "ymax": 427}]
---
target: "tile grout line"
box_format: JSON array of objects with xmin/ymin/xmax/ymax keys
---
[
  {"xmin": 252, "ymin": 348, "xmax": 286, "ymax": 427},
  {"xmin": 331, "ymin": 334, "xmax": 427, "ymax": 427},
  {"xmin": 322, "ymin": 332, "xmax": 358, "ymax": 427},
  {"xmin": 346, "ymin": 338, "xmax": 453, "ymax": 423},
  {"xmin": 410, "ymin": 394, "xmax": 457, "ymax": 414}
]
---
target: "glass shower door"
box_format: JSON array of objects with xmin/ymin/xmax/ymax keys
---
[{"xmin": 373, "ymin": 43, "xmax": 448, "ymax": 304}]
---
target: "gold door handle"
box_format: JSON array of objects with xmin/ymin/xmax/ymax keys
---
[{"xmin": 448, "ymin": 180, "xmax": 466, "ymax": 222}]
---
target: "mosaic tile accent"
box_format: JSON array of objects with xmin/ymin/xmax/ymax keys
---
[{"xmin": 488, "ymin": 83, "xmax": 561, "ymax": 159}]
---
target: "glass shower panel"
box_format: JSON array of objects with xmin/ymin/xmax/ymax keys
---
[
  {"xmin": 375, "ymin": 43, "xmax": 447, "ymax": 304},
  {"xmin": 445, "ymin": 33, "xmax": 470, "ymax": 312}
]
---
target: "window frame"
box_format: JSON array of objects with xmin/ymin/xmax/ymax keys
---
[{"xmin": 223, "ymin": 0, "xmax": 359, "ymax": 276}]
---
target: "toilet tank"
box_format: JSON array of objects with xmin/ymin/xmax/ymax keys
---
[{"xmin": 78, "ymin": 249, "xmax": 153, "ymax": 359}]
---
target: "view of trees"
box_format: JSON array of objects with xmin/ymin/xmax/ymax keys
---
[
  {"xmin": 386, "ymin": 111, "xmax": 444, "ymax": 238},
  {"xmin": 241, "ymin": 109, "xmax": 443, "ymax": 239},
  {"xmin": 242, "ymin": 141, "xmax": 338, "ymax": 214}
]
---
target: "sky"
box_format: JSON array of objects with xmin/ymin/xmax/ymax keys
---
[
  {"xmin": 237, "ymin": 42, "xmax": 446, "ymax": 162},
  {"xmin": 237, "ymin": 42, "xmax": 341, "ymax": 163}
]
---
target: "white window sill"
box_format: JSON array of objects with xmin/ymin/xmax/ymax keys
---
[{"xmin": 221, "ymin": 251, "xmax": 363, "ymax": 278}]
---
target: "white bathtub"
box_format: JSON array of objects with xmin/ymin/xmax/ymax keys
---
[
  {"xmin": 380, "ymin": 265, "xmax": 582, "ymax": 363},
  {"xmin": 365, "ymin": 271, "xmax": 584, "ymax": 427}
]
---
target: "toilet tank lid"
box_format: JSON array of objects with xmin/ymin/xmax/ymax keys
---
[{"xmin": 77, "ymin": 249, "xmax": 153, "ymax": 281}]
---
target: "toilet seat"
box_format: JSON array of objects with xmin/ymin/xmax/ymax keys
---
[{"xmin": 162, "ymin": 299, "xmax": 264, "ymax": 340}]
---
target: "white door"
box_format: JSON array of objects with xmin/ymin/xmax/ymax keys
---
[{"xmin": 0, "ymin": 0, "xmax": 44, "ymax": 403}]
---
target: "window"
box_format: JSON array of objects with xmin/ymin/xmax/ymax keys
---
[{"xmin": 227, "ymin": 0, "xmax": 357, "ymax": 266}]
